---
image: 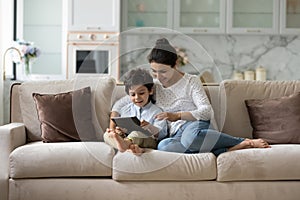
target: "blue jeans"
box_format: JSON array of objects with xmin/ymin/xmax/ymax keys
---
[{"xmin": 157, "ymin": 120, "xmax": 244, "ymax": 156}]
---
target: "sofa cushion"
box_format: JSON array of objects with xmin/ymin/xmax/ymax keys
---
[
  {"xmin": 19, "ymin": 76, "xmax": 116, "ymax": 142},
  {"xmin": 33, "ymin": 87, "xmax": 98, "ymax": 142},
  {"xmin": 217, "ymin": 145, "xmax": 300, "ymax": 181},
  {"xmin": 9, "ymin": 142, "xmax": 115, "ymax": 178},
  {"xmin": 245, "ymin": 92, "xmax": 300, "ymax": 144},
  {"xmin": 113, "ymin": 150, "xmax": 216, "ymax": 181},
  {"xmin": 219, "ymin": 80, "xmax": 300, "ymax": 138}
]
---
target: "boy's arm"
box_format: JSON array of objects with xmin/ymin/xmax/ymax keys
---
[
  {"xmin": 112, "ymin": 96, "xmax": 131, "ymax": 112},
  {"xmin": 110, "ymin": 96, "xmax": 129, "ymax": 130},
  {"xmin": 109, "ymin": 111, "xmax": 120, "ymax": 130}
]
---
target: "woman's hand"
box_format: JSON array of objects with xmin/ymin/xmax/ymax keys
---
[{"xmin": 155, "ymin": 112, "xmax": 181, "ymax": 122}]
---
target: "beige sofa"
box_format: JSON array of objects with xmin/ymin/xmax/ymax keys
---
[{"xmin": 1, "ymin": 76, "xmax": 300, "ymax": 200}]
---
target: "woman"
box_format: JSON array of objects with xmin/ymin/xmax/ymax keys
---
[{"xmin": 114, "ymin": 38, "xmax": 270, "ymax": 156}]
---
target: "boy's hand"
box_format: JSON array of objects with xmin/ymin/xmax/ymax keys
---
[
  {"xmin": 115, "ymin": 126, "xmax": 127, "ymax": 138},
  {"xmin": 140, "ymin": 119, "xmax": 149, "ymax": 127}
]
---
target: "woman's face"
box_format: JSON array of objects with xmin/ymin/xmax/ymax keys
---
[{"xmin": 150, "ymin": 62, "xmax": 175, "ymax": 87}]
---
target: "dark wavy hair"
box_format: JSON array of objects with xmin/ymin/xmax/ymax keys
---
[
  {"xmin": 147, "ymin": 38, "xmax": 178, "ymax": 68},
  {"xmin": 123, "ymin": 68, "xmax": 155, "ymax": 103}
]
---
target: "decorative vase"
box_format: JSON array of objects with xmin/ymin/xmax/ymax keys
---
[{"xmin": 24, "ymin": 57, "xmax": 31, "ymax": 75}]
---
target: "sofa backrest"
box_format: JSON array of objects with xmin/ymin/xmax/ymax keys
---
[
  {"xmin": 10, "ymin": 83, "xmax": 22, "ymax": 123},
  {"xmin": 10, "ymin": 80, "xmax": 221, "ymax": 140},
  {"xmin": 11, "ymin": 78, "xmax": 300, "ymax": 141},
  {"xmin": 10, "ymin": 76, "xmax": 116, "ymax": 142},
  {"xmin": 220, "ymin": 80, "xmax": 300, "ymax": 139}
]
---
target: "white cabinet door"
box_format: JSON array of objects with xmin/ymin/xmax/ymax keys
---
[
  {"xmin": 227, "ymin": 0, "xmax": 280, "ymax": 34},
  {"xmin": 121, "ymin": 0, "xmax": 173, "ymax": 33},
  {"xmin": 174, "ymin": 0, "xmax": 226, "ymax": 34},
  {"xmin": 16, "ymin": 0, "xmax": 65, "ymax": 80},
  {"xmin": 280, "ymin": 0, "xmax": 300, "ymax": 34},
  {"xmin": 68, "ymin": 0, "xmax": 120, "ymax": 32}
]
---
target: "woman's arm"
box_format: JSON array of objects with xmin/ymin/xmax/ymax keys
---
[
  {"xmin": 155, "ymin": 111, "xmax": 196, "ymax": 121},
  {"xmin": 189, "ymin": 77, "xmax": 213, "ymax": 121},
  {"xmin": 155, "ymin": 76, "xmax": 212, "ymax": 122}
]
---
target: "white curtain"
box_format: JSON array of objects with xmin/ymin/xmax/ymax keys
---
[{"xmin": 0, "ymin": 0, "xmax": 14, "ymax": 125}]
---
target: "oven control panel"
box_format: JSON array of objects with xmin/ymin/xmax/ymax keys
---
[{"xmin": 68, "ymin": 32, "xmax": 119, "ymax": 43}]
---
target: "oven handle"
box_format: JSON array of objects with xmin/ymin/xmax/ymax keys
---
[
  {"xmin": 68, "ymin": 42, "xmax": 119, "ymax": 46},
  {"xmin": 86, "ymin": 27, "xmax": 102, "ymax": 30}
]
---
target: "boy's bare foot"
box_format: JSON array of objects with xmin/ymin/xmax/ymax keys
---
[
  {"xmin": 128, "ymin": 144, "xmax": 145, "ymax": 156},
  {"xmin": 107, "ymin": 130, "xmax": 145, "ymax": 155},
  {"xmin": 109, "ymin": 131, "xmax": 131, "ymax": 152}
]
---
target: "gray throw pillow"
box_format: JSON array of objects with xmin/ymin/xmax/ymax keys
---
[
  {"xmin": 18, "ymin": 76, "xmax": 116, "ymax": 142},
  {"xmin": 245, "ymin": 92, "xmax": 300, "ymax": 144},
  {"xmin": 32, "ymin": 87, "xmax": 98, "ymax": 142}
]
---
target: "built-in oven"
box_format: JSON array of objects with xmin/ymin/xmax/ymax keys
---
[{"xmin": 67, "ymin": 32, "xmax": 119, "ymax": 80}]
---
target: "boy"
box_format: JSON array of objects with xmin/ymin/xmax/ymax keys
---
[{"xmin": 104, "ymin": 68, "xmax": 168, "ymax": 155}]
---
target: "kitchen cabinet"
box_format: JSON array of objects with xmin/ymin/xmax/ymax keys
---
[
  {"xmin": 122, "ymin": 0, "xmax": 278, "ymax": 34},
  {"xmin": 280, "ymin": 0, "xmax": 300, "ymax": 34},
  {"xmin": 122, "ymin": 0, "xmax": 224, "ymax": 34},
  {"xmin": 122, "ymin": 0, "xmax": 299, "ymax": 35},
  {"xmin": 226, "ymin": 0, "xmax": 280, "ymax": 34},
  {"xmin": 121, "ymin": 0, "xmax": 173, "ymax": 33},
  {"xmin": 174, "ymin": 0, "xmax": 226, "ymax": 34},
  {"xmin": 68, "ymin": 0, "xmax": 120, "ymax": 32}
]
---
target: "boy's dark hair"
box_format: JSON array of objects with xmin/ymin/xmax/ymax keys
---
[
  {"xmin": 123, "ymin": 68, "xmax": 155, "ymax": 103},
  {"xmin": 147, "ymin": 38, "xmax": 178, "ymax": 68}
]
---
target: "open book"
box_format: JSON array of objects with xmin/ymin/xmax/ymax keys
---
[{"xmin": 111, "ymin": 116, "xmax": 159, "ymax": 137}]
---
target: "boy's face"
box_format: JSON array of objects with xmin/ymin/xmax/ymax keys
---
[{"xmin": 128, "ymin": 84, "xmax": 153, "ymax": 108}]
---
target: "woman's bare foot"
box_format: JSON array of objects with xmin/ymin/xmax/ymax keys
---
[
  {"xmin": 228, "ymin": 139, "xmax": 253, "ymax": 151},
  {"xmin": 251, "ymin": 138, "xmax": 270, "ymax": 148},
  {"xmin": 228, "ymin": 138, "xmax": 270, "ymax": 152}
]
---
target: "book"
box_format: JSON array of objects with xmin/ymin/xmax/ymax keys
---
[{"xmin": 111, "ymin": 116, "xmax": 159, "ymax": 137}]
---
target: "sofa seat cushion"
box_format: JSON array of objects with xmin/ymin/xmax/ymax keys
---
[
  {"xmin": 113, "ymin": 150, "xmax": 216, "ymax": 181},
  {"xmin": 217, "ymin": 145, "xmax": 300, "ymax": 181},
  {"xmin": 9, "ymin": 142, "xmax": 115, "ymax": 178}
]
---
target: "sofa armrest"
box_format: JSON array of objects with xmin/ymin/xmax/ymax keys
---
[{"xmin": 0, "ymin": 123, "xmax": 26, "ymax": 200}]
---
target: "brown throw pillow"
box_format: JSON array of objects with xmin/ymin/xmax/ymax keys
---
[
  {"xmin": 245, "ymin": 92, "xmax": 300, "ymax": 144},
  {"xmin": 32, "ymin": 87, "xmax": 98, "ymax": 142}
]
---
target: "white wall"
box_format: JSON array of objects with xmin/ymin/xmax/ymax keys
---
[{"xmin": 0, "ymin": 0, "xmax": 14, "ymax": 125}]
